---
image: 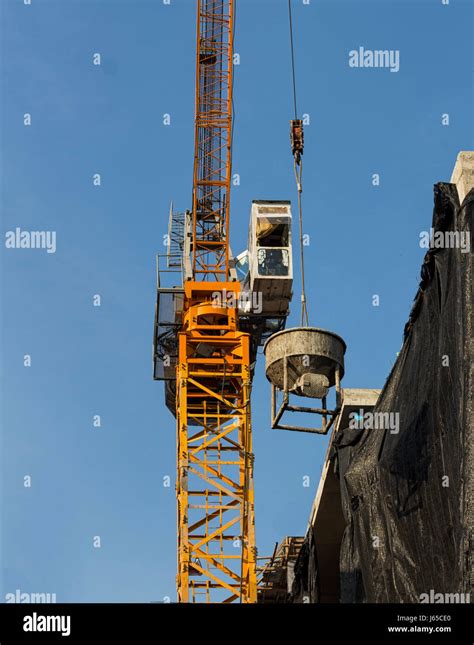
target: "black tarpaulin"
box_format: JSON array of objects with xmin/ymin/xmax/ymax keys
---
[
  {"xmin": 290, "ymin": 527, "xmax": 320, "ymax": 603},
  {"xmin": 336, "ymin": 183, "xmax": 473, "ymax": 602}
]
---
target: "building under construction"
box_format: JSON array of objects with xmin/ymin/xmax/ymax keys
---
[{"xmin": 261, "ymin": 155, "xmax": 474, "ymax": 604}]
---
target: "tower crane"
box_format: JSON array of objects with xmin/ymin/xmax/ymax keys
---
[{"xmin": 153, "ymin": 0, "xmax": 295, "ymax": 603}]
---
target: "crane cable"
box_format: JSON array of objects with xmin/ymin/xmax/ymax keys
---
[
  {"xmin": 288, "ymin": 0, "xmax": 309, "ymax": 327},
  {"xmin": 288, "ymin": 0, "xmax": 298, "ymax": 120},
  {"xmin": 294, "ymin": 159, "xmax": 308, "ymax": 326}
]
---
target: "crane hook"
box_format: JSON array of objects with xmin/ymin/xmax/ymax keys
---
[{"xmin": 290, "ymin": 119, "xmax": 304, "ymax": 166}]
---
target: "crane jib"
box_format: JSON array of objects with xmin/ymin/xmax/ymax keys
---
[{"xmin": 191, "ymin": 0, "xmax": 234, "ymax": 281}]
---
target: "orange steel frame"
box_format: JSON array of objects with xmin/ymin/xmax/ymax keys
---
[
  {"xmin": 175, "ymin": 0, "xmax": 257, "ymax": 603},
  {"xmin": 191, "ymin": 0, "xmax": 233, "ymax": 280}
]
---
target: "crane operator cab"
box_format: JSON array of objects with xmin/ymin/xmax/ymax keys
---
[{"xmin": 236, "ymin": 200, "xmax": 293, "ymax": 319}]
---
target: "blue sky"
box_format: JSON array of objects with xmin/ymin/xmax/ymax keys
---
[{"xmin": 1, "ymin": 0, "xmax": 472, "ymax": 602}]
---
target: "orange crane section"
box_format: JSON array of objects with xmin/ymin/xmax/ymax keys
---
[
  {"xmin": 175, "ymin": 0, "xmax": 257, "ymax": 603},
  {"xmin": 191, "ymin": 0, "xmax": 233, "ymax": 280}
]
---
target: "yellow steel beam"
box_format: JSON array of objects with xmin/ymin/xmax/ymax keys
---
[{"xmin": 176, "ymin": 294, "xmax": 256, "ymax": 603}]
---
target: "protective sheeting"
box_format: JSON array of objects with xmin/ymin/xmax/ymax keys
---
[
  {"xmin": 290, "ymin": 528, "xmax": 320, "ymax": 603},
  {"xmin": 335, "ymin": 183, "xmax": 473, "ymax": 602}
]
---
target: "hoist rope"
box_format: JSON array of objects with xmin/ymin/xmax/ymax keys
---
[
  {"xmin": 288, "ymin": 0, "xmax": 309, "ymax": 326},
  {"xmin": 288, "ymin": 0, "xmax": 298, "ymax": 120},
  {"xmin": 294, "ymin": 159, "xmax": 309, "ymax": 326}
]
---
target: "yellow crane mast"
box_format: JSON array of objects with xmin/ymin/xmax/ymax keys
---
[{"xmin": 174, "ymin": 0, "xmax": 256, "ymax": 603}]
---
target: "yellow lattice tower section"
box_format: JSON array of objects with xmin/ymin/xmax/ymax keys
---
[{"xmin": 175, "ymin": 0, "xmax": 257, "ymax": 603}]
